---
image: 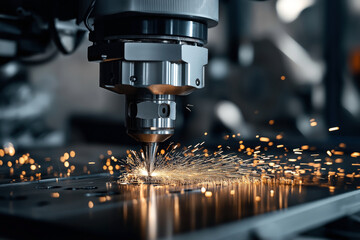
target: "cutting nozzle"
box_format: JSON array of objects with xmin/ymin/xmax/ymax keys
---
[
  {"xmin": 142, "ymin": 142, "xmax": 158, "ymax": 176},
  {"xmin": 125, "ymin": 93, "xmax": 175, "ymax": 176}
]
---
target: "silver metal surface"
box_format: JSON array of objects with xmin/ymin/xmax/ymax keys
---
[
  {"xmin": 0, "ymin": 145, "xmax": 358, "ymax": 239},
  {"xmin": 94, "ymin": 0, "xmax": 219, "ymax": 27},
  {"xmin": 174, "ymin": 190, "xmax": 360, "ymax": 240},
  {"xmin": 126, "ymin": 94, "xmax": 175, "ymax": 143},
  {"xmin": 101, "ymin": 42, "xmax": 208, "ymax": 95},
  {"xmin": 142, "ymin": 142, "xmax": 158, "ymax": 175}
]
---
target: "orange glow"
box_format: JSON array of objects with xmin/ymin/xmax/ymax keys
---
[
  {"xmin": 70, "ymin": 151, "xmax": 76, "ymax": 158},
  {"xmin": 51, "ymin": 192, "xmax": 60, "ymax": 198},
  {"xmin": 276, "ymin": 134, "xmax": 283, "ymax": 140},
  {"xmin": 205, "ymin": 191, "xmax": 212, "ymax": 197},
  {"xmin": 301, "ymin": 145, "xmax": 309, "ymax": 150}
]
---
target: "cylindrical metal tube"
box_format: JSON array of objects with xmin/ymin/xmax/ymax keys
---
[{"xmin": 125, "ymin": 93, "xmax": 176, "ymax": 143}]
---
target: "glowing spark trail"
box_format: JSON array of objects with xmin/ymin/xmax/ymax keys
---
[{"xmin": 118, "ymin": 142, "xmax": 282, "ymax": 184}]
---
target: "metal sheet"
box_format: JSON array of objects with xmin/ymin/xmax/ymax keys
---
[{"xmin": 0, "ymin": 145, "xmax": 357, "ymax": 239}]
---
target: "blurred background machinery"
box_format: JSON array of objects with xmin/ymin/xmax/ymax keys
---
[{"xmin": 0, "ymin": 0, "xmax": 360, "ymax": 150}]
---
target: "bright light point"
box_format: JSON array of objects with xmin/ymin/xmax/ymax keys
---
[
  {"xmin": 276, "ymin": 0, "xmax": 315, "ymax": 23},
  {"xmin": 310, "ymin": 121, "xmax": 317, "ymax": 127},
  {"xmin": 205, "ymin": 191, "xmax": 212, "ymax": 197},
  {"xmin": 215, "ymin": 101, "xmax": 244, "ymax": 132},
  {"xmin": 51, "ymin": 192, "xmax": 60, "ymax": 198},
  {"xmin": 201, "ymin": 187, "xmax": 206, "ymax": 193},
  {"xmin": 139, "ymin": 168, "xmax": 148, "ymax": 176},
  {"xmin": 329, "ymin": 126, "xmax": 339, "ymax": 132},
  {"xmin": 151, "ymin": 171, "xmax": 158, "ymax": 177}
]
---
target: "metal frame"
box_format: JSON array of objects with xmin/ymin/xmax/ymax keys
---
[{"xmin": 173, "ymin": 190, "xmax": 360, "ymax": 240}]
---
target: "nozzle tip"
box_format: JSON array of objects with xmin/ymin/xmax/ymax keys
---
[{"xmin": 142, "ymin": 142, "xmax": 159, "ymax": 176}]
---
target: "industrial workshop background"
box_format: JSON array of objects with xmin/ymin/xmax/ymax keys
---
[{"xmin": 0, "ymin": 0, "xmax": 360, "ymax": 239}]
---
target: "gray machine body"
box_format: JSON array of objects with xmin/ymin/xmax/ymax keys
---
[
  {"xmin": 89, "ymin": 0, "xmax": 219, "ymax": 145},
  {"xmin": 100, "ymin": 42, "xmax": 208, "ymax": 95},
  {"xmin": 93, "ymin": 0, "xmax": 219, "ymax": 27}
]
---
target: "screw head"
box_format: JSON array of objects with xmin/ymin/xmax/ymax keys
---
[
  {"xmin": 130, "ymin": 76, "xmax": 137, "ymax": 82},
  {"xmin": 158, "ymin": 103, "xmax": 170, "ymax": 118},
  {"xmin": 195, "ymin": 78, "xmax": 200, "ymax": 86}
]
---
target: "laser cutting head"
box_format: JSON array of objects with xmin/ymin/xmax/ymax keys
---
[{"xmin": 87, "ymin": 0, "xmax": 219, "ymax": 174}]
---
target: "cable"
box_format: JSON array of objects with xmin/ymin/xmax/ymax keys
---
[
  {"xmin": 19, "ymin": 44, "xmax": 59, "ymax": 65},
  {"xmin": 84, "ymin": 0, "xmax": 96, "ymax": 32}
]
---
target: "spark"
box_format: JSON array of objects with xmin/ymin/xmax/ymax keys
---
[
  {"xmin": 339, "ymin": 143, "xmax": 346, "ymax": 148},
  {"xmin": 259, "ymin": 137, "xmax": 270, "ymax": 142},
  {"xmin": 117, "ymin": 143, "xmax": 273, "ymax": 184},
  {"xmin": 328, "ymin": 127, "xmax": 340, "ymax": 132},
  {"xmin": 310, "ymin": 121, "xmax": 317, "ymax": 127},
  {"xmin": 185, "ymin": 104, "xmax": 194, "ymax": 112},
  {"xmin": 116, "ymin": 141, "xmax": 313, "ymax": 186},
  {"xmin": 4, "ymin": 143, "xmax": 15, "ymax": 156},
  {"xmin": 51, "ymin": 192, "xmax": 60, "ymax": 198},
  {"xmin": 301, "ymin": 145, "xmax": 309, "ymax": 150},
  {"xmin": 276, "ymin": 134, "xmax": 283, "ymax": 140},
  {"xmin": 205, "ymin": 191, "xmax": 213, "ymax": 197}
]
